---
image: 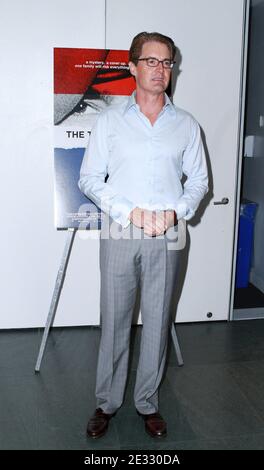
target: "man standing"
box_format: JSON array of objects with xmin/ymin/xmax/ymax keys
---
[{"xmin": 79, "ymin": 32, "xmax": 208, "ymax": 439}]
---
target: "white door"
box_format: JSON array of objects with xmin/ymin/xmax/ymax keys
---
[{"xmin": 106, "ymin": 0, "xmax": 248, "ymax": 322}]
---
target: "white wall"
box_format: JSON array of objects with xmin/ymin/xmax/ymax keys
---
[
  {"xmin": 0, "ymin": 0, "xmax": 105, "ymax": 328},
  {"xmin": 0, "ymin": 0, "xmax": 246, "ymax": 328}
]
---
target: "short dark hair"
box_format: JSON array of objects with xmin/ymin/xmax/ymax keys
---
[{"xmin": 129, "ymin": 31, "xmax": 177, "ymax": 65}]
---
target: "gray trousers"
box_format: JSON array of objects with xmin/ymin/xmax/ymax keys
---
[{"xmin": 95, "ymin": 215, "xmax": 182, "ymax": 415}]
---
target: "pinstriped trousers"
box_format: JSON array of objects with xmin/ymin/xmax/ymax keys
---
[{"xmin": 95, "ymin": 215, "xmax": 182, "ymax": 415}]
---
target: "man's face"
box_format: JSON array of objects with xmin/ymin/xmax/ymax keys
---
[{"xmin": 129, "ymin": 41, "xmax": 172, "ymax": 95}]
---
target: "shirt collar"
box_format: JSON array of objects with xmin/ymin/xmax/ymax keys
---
[
  {"xmin": 123, "ymin": 91, "xmax": 137, "ymax": 114},
  {"xmin": 123, "ymin": 91, "xmax": 176, "ymax": 115},
  {"xmin": 164, "ymin": 93, "xmax": 176, "ymax": 113}
]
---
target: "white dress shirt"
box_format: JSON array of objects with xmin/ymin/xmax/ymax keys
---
[{"xmin": 79, "ymin": 92, "xmax": 208, "ymax": 228}]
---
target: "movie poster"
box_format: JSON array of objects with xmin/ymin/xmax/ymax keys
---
[{"xmin": 54, "ymin": 48, "xmax": 135, "ymax": 229}]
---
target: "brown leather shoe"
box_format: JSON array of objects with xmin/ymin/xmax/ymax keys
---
[
  {"xmin": 86, "ymin": 408, "xmax": 115, "ymax": 439},
  {"xmin": 137, "ymin": 410, "xmax": 167, "ymax": 438}
]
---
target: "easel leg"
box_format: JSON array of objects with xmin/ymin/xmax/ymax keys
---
[
  {"xmin": 35, "ymin": 229, "xmax": 77, "ymax": 372},
  {"xmin": 170, "ymin": 322, "xmax": 184, "ymax": 366}
]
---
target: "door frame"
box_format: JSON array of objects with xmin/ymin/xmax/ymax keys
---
[{"xmin": 229, "ymin": 0, "xmax": 251, "ymax": 321}]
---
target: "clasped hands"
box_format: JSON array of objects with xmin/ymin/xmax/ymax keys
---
[{"xmin": 128, "ymin": 207, "xmax": 177, "ymax": 237}]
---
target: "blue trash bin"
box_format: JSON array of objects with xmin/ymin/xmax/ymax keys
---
[{"xmin": 235, "ymin": 199, "xmax": 258, "ymax": 288}]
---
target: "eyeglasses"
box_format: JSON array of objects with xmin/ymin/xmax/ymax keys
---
[{"xmin": 137, "ymin": 57, "xmax": 175, "ymax": 69}]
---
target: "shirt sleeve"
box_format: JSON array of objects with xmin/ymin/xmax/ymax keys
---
[
  {"xmin": 174, "ymin": 118, "xmax": 208, "ymax": 220},
  {"xmin": 78, "ymin": 110, "xmax": 134, "ymax": 228}
]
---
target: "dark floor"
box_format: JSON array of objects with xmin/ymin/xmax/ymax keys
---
[{"xmin": 1, "ymin": 320, "xmax": 264, "ymax": 450}]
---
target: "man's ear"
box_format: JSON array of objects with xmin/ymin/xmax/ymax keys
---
[{"xmin": 129, "ymin": 61, "xmax": 137, "ymax": 78}]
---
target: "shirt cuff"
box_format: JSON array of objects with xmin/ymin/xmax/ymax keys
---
[
  {"xmin": 110, "ymin": 201, "xmax": 135, "ymax": 228},
  {"xmin": 174, "ymin": 200, "xmax": 196, "ymax": 221},
  {"xmin": 174, "ymin": 201, "xmax": 188, "ymax": 220}
]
